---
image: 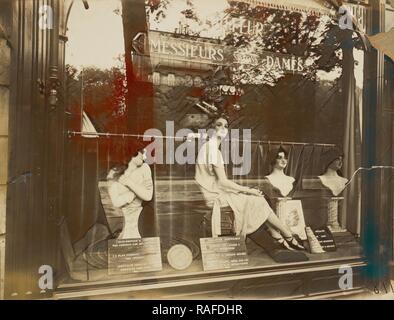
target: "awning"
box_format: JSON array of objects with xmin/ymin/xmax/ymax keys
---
[
  {"xmin": 241, "ymin": 0, "xmax": 336, "ymax": 17},
  {"xmin": 367, "ymin": 27, "xmax": 394, "ymax": 61}
]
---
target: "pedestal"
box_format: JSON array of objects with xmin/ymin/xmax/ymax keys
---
[
  {"xmin": 275, "ymin": 197, "xmax": 292, "ymax": 215},
  {"xmin": 326, "ymin": 197, "xmax": 346, "ymax": 233},
  {"xmin": 119, "ymin": 206, "xmax": 142, "ymax": 239}
]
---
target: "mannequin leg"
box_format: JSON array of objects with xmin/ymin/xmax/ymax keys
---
[
  {"xmin": 265, "ymin": 212, "xmax": 293, "ymax": 238},
  {"xmin": 248, "ymin": 222, "xmax": 309, "ymax": 262},
  {"xmin": 266, "ymin": 225, "xmax": 282, "ymax": 240}
]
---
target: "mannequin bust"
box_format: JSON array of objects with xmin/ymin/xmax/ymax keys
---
[
  {"xmin": 265, "ymin": 146, "xmax": 295, "ymax": 198},
  {"xmin": 317, "ymin": 147, "xmax": 348, "ymax": 232},
  {"xmin": 318, "ymin": 148, "xmax": 348, "ymax": 197},
  {"xmin": 263, "ymin": 145, "xmax": 300, "ymax": 247}
]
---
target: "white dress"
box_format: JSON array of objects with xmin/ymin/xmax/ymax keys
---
[{"xmin": 195, "ymin": 139, "xmax": 273, "ymax": 237}]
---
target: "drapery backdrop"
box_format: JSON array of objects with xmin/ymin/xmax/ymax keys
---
[
  {"xmin": 62, "ymin": 137, "xmax": 362, "ymax": 247},
  {"xmin": 341, "ymin": 32, "xmax": 363, "ymax": 236}
]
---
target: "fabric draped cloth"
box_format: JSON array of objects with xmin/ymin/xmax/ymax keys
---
[{"xmin": 195, "ymin": 139, "xmax": 273, "ymax": 237}]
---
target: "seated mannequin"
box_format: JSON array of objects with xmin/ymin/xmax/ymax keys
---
[{"xmin": 195, "ymin": 116, "xmax": 308, "ymax": 262}]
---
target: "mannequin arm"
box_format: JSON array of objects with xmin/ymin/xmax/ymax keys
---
[{"xmin": 212, "ymin": 165, "xmax": 261, "ymax": 196}]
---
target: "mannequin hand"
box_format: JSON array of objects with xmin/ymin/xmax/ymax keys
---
[
  {"xmin": 118, "ymin": 175, "xmax": 135, "ymax": 191},
  {"xmin": 247, "ymin": 188, "xmax": 263, "ymax": 196},
  {"xmin": 118, "ymin": 175, "xmax": 128, "ymax": 185}
]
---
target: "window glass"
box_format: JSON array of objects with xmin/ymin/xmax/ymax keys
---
[{"xmin": 62, "ymin": 0, "xmax": 366, "ymax": 287}]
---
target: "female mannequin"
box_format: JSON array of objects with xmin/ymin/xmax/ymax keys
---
[
  {"xmin": 265, "ymin": 146, "xmax": 295, "ymax": 199},
  {"xmin": 318, "ymin": 148, "xmax": 348, "ymax": 197},
  {"xmin": 262, "ymin": 146, "xmax": 299, "ymax": 250},
  {"xmin": 108, "ymin": 147, "xmax": 153, "ymax": 239},
  {"xmin": 318, "ymin": 147, "xmax": 348, "ymax": 231},
  {"xmin": 195, "ymin": 116, "xmax": 305, "ymax": 251}
]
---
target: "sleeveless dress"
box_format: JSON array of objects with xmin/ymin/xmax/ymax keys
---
[{"xmin": 195, "ymin": 139, "xmax": 273, "ymax": 237}]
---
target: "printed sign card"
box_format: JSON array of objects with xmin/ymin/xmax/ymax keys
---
[
  {"xmin": 200, "ymin": 236, "xmax": 248, "ymax": 271},
  {"xmin": 277, "ymin": 200, "xmax": 307, "ymax": 241},
  {"xmin": 313, "ymin": 227, "xmax": 337, "ymax": 252},
  {"xmin": 108, "ymin": 237, "xmax": 162, "ymax": 275}
]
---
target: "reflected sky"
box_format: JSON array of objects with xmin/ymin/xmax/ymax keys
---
[{"xmin": 66, "ymin": 0, "xmax": 124, "ymax": 70}]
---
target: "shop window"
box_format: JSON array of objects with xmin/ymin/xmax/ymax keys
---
[{"xmin": 59, "ymin": 0, "xmax": 368, "ymax": 296}]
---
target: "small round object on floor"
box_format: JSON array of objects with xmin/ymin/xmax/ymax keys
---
[{"xmin": 167, "ymin": 244, "xmax": 193, "ymax": 271}]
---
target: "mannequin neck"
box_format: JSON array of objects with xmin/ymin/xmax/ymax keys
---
[
  {"xmin": 323, "ymin": 168, "xmax": 340, "ymax": 177},
  {"xmin": 270, "ymin": 167, "xmax": 286, "ymax": 176}
]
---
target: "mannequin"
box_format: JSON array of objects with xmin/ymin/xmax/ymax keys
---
[
  {"xmin": 195, "ymin": 116, "xmax": 308, "ymax": 262},
  {"xmin": 318, "ymin": 149, "xmax": 348, "ymax": 197},
  {"xmin": 108, "ymin": 147, "xmax": 153, "ymax": 239},
  {"xmin": 318, "ymin": 147, "xmax": 348, "ymax": 232},
  {"xmin": 262, "ymin": 146, "xmax": 301, "ymax": 249},
  {"xmin": 265, "ymin": 146, "xmax": 295, "ymax": 198}
]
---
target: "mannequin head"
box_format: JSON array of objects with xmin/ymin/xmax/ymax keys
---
[
  {"xmin": 327, "ymin": 156, "xmax": 343, "ymax": 172},
  {"xmin": 319, "ymin": 148, "xmax": 348, "ymax": 196},
  {"xmin": 129, "ymin": 148, "xmax": 147, "ymax": 168},
  {"xmin": 124, "ymin": 139, "xmax": 149, "ymax": 168},
  {"xmin": 269, "ymin": 145, "xmax": 290, "ymax": 172},
  {"xmin": 273, "ymin": 151, "xmax": 288, "ymax": 170},
  {"xmin": 266, "ymin": 145, "xmax": 294, "ymax": 196},
  {"xmin": 322, "ymin": 147, "xmax": 345, "ymax": 174},
  {"xmin": 210, "ymin": 115, "xmax": 229, "ymax": 139}
]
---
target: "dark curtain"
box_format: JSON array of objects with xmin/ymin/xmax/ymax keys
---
[
  {"xmin": 341, "ymin": 31, "xmax": 362, "ymax": 236},
  {"xmin": 230, "ymin": 141, "xmax": 332, "ymax": 182}
]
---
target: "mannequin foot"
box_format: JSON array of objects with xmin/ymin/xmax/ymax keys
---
[
  {"xmin": 284, "ymin": 236, "xmax": 305, "ymax": 251},
  {"xmin": 272, "ymin": 237, "xmax": 295, "ymax": 251}
]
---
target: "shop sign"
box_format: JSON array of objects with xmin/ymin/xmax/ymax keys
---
[
  {"xmin": 148, "ymin": 32, "xmax": 229, "ymax": 65},
  {"xmin": 220, "ymin": 16, "xmax": 270, "ymax": 38},
  {"xmin": 233, "ymin": 51, "xmax": 306, "ymax": 73},
  {"xmin": 133, "ymin": 31, "xmax": 307, "ymax": 74},
  {"xmin": 133, "ymin": 31, "xmax": 228, "ymax": 64}
]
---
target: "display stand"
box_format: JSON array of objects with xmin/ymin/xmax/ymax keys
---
[
  {"xmin": 275, "ymin": 197, "xmax": 292, "ymax": 215},
  {"xmin": 326, "ymin": 197, "xmax": 346, "ymax": 233},
  {"xmin": 302, "ymin": 178, "xmax": 347, "ymax": 233}
]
